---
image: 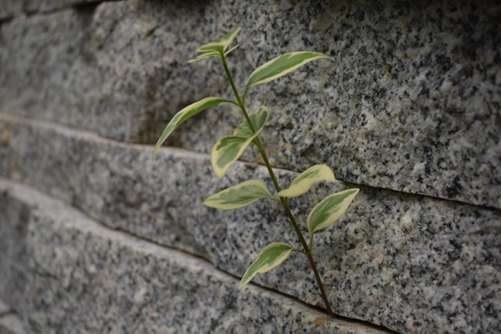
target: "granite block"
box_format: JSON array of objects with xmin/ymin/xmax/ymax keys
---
[
  {"xmin": 0, "ymin": 0, "xmax": 500, "ymax": 208},
  {"xmin": 0, "ymin": 179, "xmax": 385, "ymax": 334},
  {"xmin": 1, "ymin": 114, "xmax": 500, "ymax": 333}
]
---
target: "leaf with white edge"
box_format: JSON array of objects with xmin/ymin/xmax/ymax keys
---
[
  {"xmin": 307, "ymin": 188, "xmax": 359, "ymax": 234},
  {"xmin": 155, "ymin": 97, "xmax": 228, "ymax": 149},
  {"xmin": 211, "ymin": 136, "xmax": 254, "ymax": 177},
  {"xmin": 233, "ymin": 107, "xmax": 270, "ymax": 138},
  {"xmin": 240, "ymin": 242, "xmax": 293, "ymax": 289},
  {"xmin": 278, "ymin": 164, "xmax": 335, "ymax": 198},
  {"xmin": 196, "ymin": 27, "xmax": 241, "ymax": 54},
  {"xmin": 188, "ymin": 51, "xmax": 219, "ymax": 63},
  {"xmin": 211, "ymin": 116, "xmax": 266, "ymax": 177},
  {"xmin": 204, "ymin": 180, "xmax": 271, "ymax": 210},
  {"xmin": 245, "ymin": 51, "xmax": 330, "ymax": 92}
]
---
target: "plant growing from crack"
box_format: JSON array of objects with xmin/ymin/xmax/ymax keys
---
[{"xmin": 155, "ymin": 27, "xmax": 359, "ymax": 314}]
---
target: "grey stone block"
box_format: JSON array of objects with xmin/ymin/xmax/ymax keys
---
[
  {"xmin": 1, "ymin": 0, "xmax": 500, "ymax": 208},
  {"xmin": 1, "ymin": 114, "xmax": 500, "ymax": 333},
  {"xmin": 0, "ymin": 179, "xmax": 385, "ymax": 334}
]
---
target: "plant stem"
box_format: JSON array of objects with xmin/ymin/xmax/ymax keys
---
[{"xmin": 219, "ymin": 53, "xmax": 333, "ymax": 314}]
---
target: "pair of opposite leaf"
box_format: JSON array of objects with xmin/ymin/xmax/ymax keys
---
[
  {"xmin": 155, "ymin": 27, "xmax": 359, "ymax": 289},
  {"xmin": 205, "ymin": 164, "xmax": 359, "ymax": 288}
]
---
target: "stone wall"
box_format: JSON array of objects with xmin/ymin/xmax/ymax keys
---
[{"xmin": 0, "ymin": 0, "xmax": 500, "ymax": 333}]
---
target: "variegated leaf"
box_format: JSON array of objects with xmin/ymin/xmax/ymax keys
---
[
  {"xmin": 240, "ymin": 242, "xmax": 293, "ymax": 289},
  {"xmin": 245, "ymin": 51, "xmax": 330, "ymax": 92},
  {"xmin": 307, "ymin": 188, "xmax": 359, "ymax": 234},
  {"xmin": 233, "ymin": 107, "xmax": 269, "ymax": 138},
  {"xmin": 188, "ymin": 51, "xmax": 219, "ymax": 63},
  {"xmin": 211, "ymin": 136, "xmax": 255, "ymax": 177},
  {"xmin": 278, "ymin": 164, "xmax": 335, "ymax": 198},
  {"xmin": 204, "ymin": 179, "xmax": 271, "ymax": 210},
  {"xmin": 196, "ymin": 27, "xmax": 241, "ymax": 54},
  {"xmin": 211, "ymin": 114, "xmax": 266, "ymax": 177},
  {"xmin": 155, "ymin": 97, "xmax": 228, "ymax": 149},
  {"xmin": 224, "ymin": 44, "xmax": 239, "ymax": 57}
]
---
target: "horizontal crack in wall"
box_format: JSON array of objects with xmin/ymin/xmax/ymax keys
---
[
  {"xmin": 0, "ymin": 311, "xmax": 14, "ymax": 319},
  {"xmin": 104, "ymin": 223, "xmax": 399, "ymax": 333},
  {"xmin": 0, "ymin": 177, "xmax": 398, "ymax": 334},
  {"xmin": 1, "ymin": 111, "xmax": 499, "ymax": 214}
]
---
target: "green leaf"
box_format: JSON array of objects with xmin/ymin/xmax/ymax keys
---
[
  {"xmin": 211, "ymin": 112, "xmax": 266, "ymax": 177},
  {"xmin": 211, "ymin": 136, "xmax": 255, "ymax": 177},
  {"xmin": 196, "ymin": 27, "xmax": 241, "ymax": 54},
  {"xmin": 224, "ymin": 44, "xmax": 239, "ymax": 57},
  {"xmin": 233, "ymin": 107, "xmax": 270, "ymax": 138},
  {"xmin": 188, "ymin": 51, "xmax": 219, "ymax": 63},
  {"xmin": 245, "ymin": 51, "xmax": 330, "ymax": 92},
  {"xmin": 155, "ymin": 97, "xmax": 228, "ymax": 149},
  {"xmin": 240, "ymin": 242, "xmax": 293, "ymax": 289},
  {"xmin": 307, "ymin": 188, "xmax": 359, "ymax": 234},
  {"xmin": 204, "ymin": 179, "xmax": 271, "ymax": 210},
  {"xmin": 278, "ymin": 164, "xmax": 335, "ymax": 198}
]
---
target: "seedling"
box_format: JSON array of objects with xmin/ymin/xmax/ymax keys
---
[{"xmin": 156, "ymin": 27, "xmax": 359, "ymax": 313}]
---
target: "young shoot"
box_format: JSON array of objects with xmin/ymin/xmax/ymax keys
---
[{"xmin": 155, "ymin": 27, "xmax": 359, "ymax": 314}]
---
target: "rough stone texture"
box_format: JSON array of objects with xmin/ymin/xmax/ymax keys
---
[
  {"xmin": 0, "ymin": 301, "xmax": 9, "ymax": 316},
  {"xmin": 0, "ymin": 314, "xmax": 25, "ymax": 334},
  {"xmin": 2, "ymin": 114, "xmax": 501, "ymax": 333},
  {"xmin": 1, "ymin": 0, "xmax": 500, "ymax": 208},
  {"xmin": 0, "ymin": 2, "xmax": 21, "ymax": 20},
  {"xmin": 0, "ymin": 0, "xmax": 232, "ymax": 146},
  {"xmin": 0, "ymin": 0, "xmax": 106, "ymax": 20},
  {"xmin": 0, "ymin": 179, "xmax": 385, "ymax": 334},
  {"xmin": 2, "ymin": 0, "xmax": 501, "ymax": 332}
]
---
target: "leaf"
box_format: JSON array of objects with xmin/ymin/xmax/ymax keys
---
[
  {"xmin": 211, "ymin": 112, "xmax": 266, "ymax": 177},
  {"xmin": 155, "ymin": 97, "xmax": 228, "ymax": 149},
  {"xmin": 204, "ymin": 179, "xmax": 271, "ymax": 210},
  {"xmin": 196, "ymin": 27, "xmax": 241, "ymax": 54},
  {"xmin": 307, "ymin": 188, "xmax": 359, "ymax": 234},
  {"xmin": 245, "ymin": 51, "xmax": 330, "ymax": 92},
  {"xmin": 240, "ymin": 242, "xmax": 293, "ymax": 289},
  {"xmin": 278, "ymin": 164, "xmax": 335, "ymax": 198},
  {"xmin": 188, "ymin": 51, "xmax": 219, "ymax": 63},
  {"xmin": 211, "ymin": 136, "xmax": 255, "ymax": 177},
  {"xmin": 233, "ymin": 107, "xmax": 270, "ymax": 138},
  {"xmin": 224, "ymin": 44, "xmax": 239, "ymax": 57}
]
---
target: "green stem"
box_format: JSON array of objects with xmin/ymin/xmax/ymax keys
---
[{"xmin": 219, "ymin": 52, "xmax": 333, "ymax": 314}]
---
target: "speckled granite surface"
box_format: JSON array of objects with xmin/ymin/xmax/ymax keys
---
[
  {"xmin": 1, "ymin": 0, "xmax": 501, "ymax": 332},
  {"xmin": 0, "ymin": 301, "xmax": 9, "ymax": 316},
  {"xmin": 0, "ymin": 314, "xmax": 25, "ymax": 334},
  {"xmin": 1, "ymin": 113, "xmax": 500, "ymax": 333},
  {"xmin": 0, "ymin": 0, "xmax": 102, "ymax": 20},
  {"xmin": 0, "ymin": 179, "xmax": 386, "ymax": 334},
  {"xmin": 0, "ymin": 2, "xmax": 20, "ymax": 20},
  {"xmin": 0, "ymin": 0, "xmax": 500, "ymax": 208}
]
